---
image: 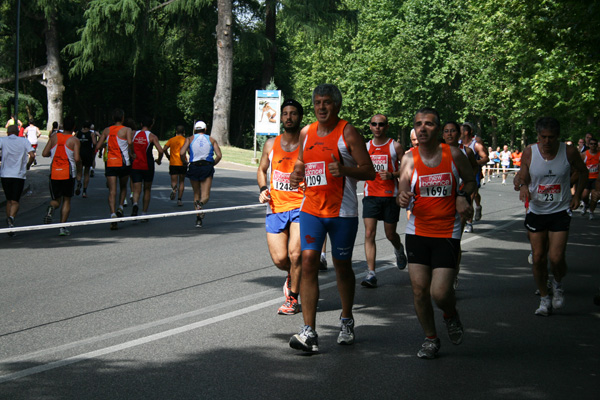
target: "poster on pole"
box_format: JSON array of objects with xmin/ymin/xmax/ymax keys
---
[{"xmin": 255, "ymin": 90, "xmax": 281, "ymax": 136}]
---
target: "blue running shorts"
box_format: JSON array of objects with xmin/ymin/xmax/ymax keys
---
[
  {"xmin": 266, "ymin": 209, "xmax": 300, "ymax": 234},
  {"xmin": 299, "ymin": 212, "xmax": 358, "ymax": 261}
]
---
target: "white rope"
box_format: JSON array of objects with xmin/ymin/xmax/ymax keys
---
[{"xmin": 0, "ymin": 203, "xmax": 267, "ymax": 234}]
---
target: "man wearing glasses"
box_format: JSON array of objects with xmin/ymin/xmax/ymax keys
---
[{"xmin": 361, "ymin": 114, "xmax": 407, "ymax": 288}]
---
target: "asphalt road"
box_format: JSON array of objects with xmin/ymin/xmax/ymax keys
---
[{"xmin": 0, "ymin": 142, "xmax": 598, "ymax": 399}]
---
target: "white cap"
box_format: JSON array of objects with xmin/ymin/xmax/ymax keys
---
[{"xmin": 194, "ymin": 121, "xmax": 207, "ymax": 131}]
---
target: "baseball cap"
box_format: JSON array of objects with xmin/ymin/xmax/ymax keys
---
[
  {"xmin": 281, "ymin": 99, "xmax": 304, "ymax": 117},
  {"xmin": 194, "ymin": 121, "xmax": 207, "ymax": 131}
]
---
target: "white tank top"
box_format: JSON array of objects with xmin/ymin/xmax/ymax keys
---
[{"xmin": 528, "ymin": 143, "xmax": 571, "ymax": 214}]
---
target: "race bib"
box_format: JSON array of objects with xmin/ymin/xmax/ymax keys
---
[
  {"xmin": 588, "ymin": 164, "xmax": 598, "ymax": 174},
  {"xmin": 370, "ymin": 154, "xmax": 388, "ymax": 172},
  {"xmin": 537, "ymin": 184, "xmax": 561, "ymax": 202},
  {"xmin": 272, "ymin": 170, "xmax": 294, "ymax": 192},
  {"xmin": 419, "ymin": 173, "xmax": 452, "ymax": 197},
  {"xmin": 305, "ymin": 161, "xmax": 328, "ymax": 187}
]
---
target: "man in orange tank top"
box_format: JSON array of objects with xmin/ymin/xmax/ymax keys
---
[
  {"xmin": 397, "ymin": 108, "xmax": 475, "ymax": 359},
  {"xmin": 95, "ymin": 108, "xmax": 133, "ymax": 230},
  {"xmin": 257, "ymin": 99, "xmax": 305, "ymax": 316},
  {"xmin": 287, "ymin": 84, "xmax": 375, "ymax": 353},
  {"xmin": 163, "ymin": 125, "xmax": 188, "ymax": 206},
  {"xmin": 580, "ymin": 137, "xmax": 599, "ymax": 219},
  {"xmin": 41, "ymin": 116, "xmax": 82, "ymax": 236},
  {"xmin": 361, "ymin": 113, "xmax": 406, "ymax": 289}
]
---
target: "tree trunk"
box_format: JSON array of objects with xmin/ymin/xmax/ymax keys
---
[
  {"xmin": 260, "ymin": 0, "xmax": 277, "ymax": 89},
  {"xmin": 211, "ymin": 0, "xmax": 233, "ymax": 146},
  {"xmin": 489, "ymin": 116, "xmax": 497, "ymax": 149},
  {"xmin": 42, "ymin": 13, "xmax": 64, "ymax": 131}
]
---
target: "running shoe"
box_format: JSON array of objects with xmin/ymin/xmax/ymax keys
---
[
  {"xmin": 337, "ymin": 316, "xmax": 355, "ymax": 345},
  {"xmin": 116, "ymin": 208, "xmax": 124, "ymax": 218},
  {"xmin": 82, "ymin": 189, "xmax": 87, "ymax": 198},
  {"xmin": 177, "ymin": 199, "xmax": 183, "ymax": 207},
  {"xmin": 463, "ymin": 223, "xmax": 473, "ymax": 233},
  {"xmin": 528, "ymin": 252, "xmax": 533, "ymax": 265},
  {"xmin": 589, "ymin": 213, "xmax": 594, "ymax": 221},
  {"xmin": 319, "ymin": 253, "xmax": 328, "ymax": 271},
  {"xmin": 132, "ymin": 204, "xmax": 139, "ymax": 217},
  {"xmin": 123, "ymin": 198, "xmax": 128, "ymax": 207},
  {"xmin": 90, "ymin": 169, "xmax": 94, "ymax": 177},
  {"xmin": 170, "ymin": 187, "xmax": 177, "ymax": 200},
  {"xmin": 534, "ymin": 280, "xmax": 553, "ymax": 296},
  {"xmin": 59, "ymin": 227, "xmax": 71, "ymax": 236},
  {"xmin": 289, "ymin": 325, "xmax": 319, "ymax": 353},
  {"xmin": 444, "ymin": 314, "xmax": 464, "ymax": 345},
  {"xmin": 474, "ymin": 205, "xmax": 482, "ymax": 221},
  {"xmin": 361, "ymin": 272, "xmax": 378, "ymax": 288},
  {"xmin": 278, "ymin": 296, "xmax": 300, "ymax": 315},
  {"xmin": 395, "ymin": 244, "xmax": 407, "ymax": 270},
  {"xmin": 581, "ymin": 205, "xmax": 588, "ymax": 215},
  {"xmin": 75, "ymin": 180, "xmax": 82, "ymax": 196},
  {"xmin": 43, "ymin": 206, "xmax": 53, "ymax": 224},
  {"xmin": 7, "ymin": 217, "xmax": 15, "ymax": 237},
  {"xmin": 535, "ymin": 296, "xmax": 552, "ymax": 316},
  {"xmin": 195, "ymin": 216, "xmax": 203, "ymax": 228},
  {"xmin": 283, "ymin": 275, "xmax": 291, "ymax": 298},
  {"xmin": 417, "ymin": 337, "xmax": 440, "ymax": 359},
  {"xmin": 110, "ymin": 214, "xmax": 118, "ymax": 230},
  {"xmin": 552, "ymin": 287, "xmax": 564, "ymax": 309}
]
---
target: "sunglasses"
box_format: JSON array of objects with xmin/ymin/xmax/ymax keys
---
[{"xmin": 370, "ymin": 122, "xmax": 387, "ymax": 127}]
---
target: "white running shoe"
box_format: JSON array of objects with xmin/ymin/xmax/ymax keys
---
[
  {"xmin": 528, "ymin": 252, "xmax": 533, "ymax": 265},
  {"xmin": 589, "ymin": 213, "xmax": 594, "ymax": 221},
  {"xmin": 474, "ymin": 205, "xmax": 482, "ymax": 221},
  {"xmin": 535, "ymin": 296, "xmax": 552, "ymax": 316},
  {"xmin": 464, "ymin": 223, "xmax": 473, "ymax": 233},
  {"xmin": 552, "ymin": 287, "xmax": 564, "ymax": 309}
]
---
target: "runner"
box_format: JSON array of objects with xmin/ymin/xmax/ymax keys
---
[
  {"xmin": 460, "ymin": 123, "xmax": 489, "ymax": 232},
  {"xmin": 24, "ymin": 121, "xmax": 41, "ymax": 166},
  {"xmin": 257, "ymin": 99, "xmax": 305, "ymax": 315},
  {"xmin": 41, "ymin": 116, "xmax": 82, "ymax": 236},
  {"xmin": 397, "ymin": 108, "xmax": 475, "ymax": 359},
  {"xmin": 94, "ymin": 108, "xmax": 133, "ymax": 230},
  {"xmin": 75, "ymin": 121, "xmax": 98, "ymax": 198},
  {"xmin": 442, "ymin": 121, "xmax": 478, "ymax": 289},
  {"xmin": 0, "ymin": 125, "xmax": 35, "ymax": 236},
  {"xmin": 500, "ymin": 145, "xmax": 512, "ymax": 185},
  {"xmin": 361, "ymin": 113, "xmax": 407, "ymax": 289},
  {"xmin": 485, "ymin": 146, "xmax": 495, "ymax": 183},
  {"xmin": 288, "ymin": 83, "xmax": 375, "ymax": 353},
  {"xmin": 580, "ymin": 137, "xmax": 599, "ymax": 220},
  {"xmin": 163, "ymin": 125, "xmax": 187, "ymax": 206},
  {"xmin": 130, "ymin": 116, "xmax": 164, "ymax": 218},
  {"xmin": 514, "ymin": 117, "xmax": 588, "ymax": 316},
  {"xmin": 180, "ymin": 121, "xmax": 222, "ymax": 228}
]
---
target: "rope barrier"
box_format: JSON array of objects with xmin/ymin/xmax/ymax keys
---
[{"xmin": 0, "ymin": 203, "xmax": 267, "ymax": 234}]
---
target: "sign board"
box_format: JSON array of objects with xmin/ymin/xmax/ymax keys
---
[{"xmin": 255, "ymin": 90, "xmax": 281, "ymax": 136}]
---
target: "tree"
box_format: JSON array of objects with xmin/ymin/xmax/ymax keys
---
[{"xmin": 211, "ymin": 0, "xmax": 233, "ymax": 146}]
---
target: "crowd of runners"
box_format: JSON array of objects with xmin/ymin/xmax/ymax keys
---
[
  {"xmin": 255, "ymin": 84, "xmax": 599, "ymax": 359},
  {"xmin": 2, "ymin": 83, "xmax": 600, "ymax": 359},
  {"xmin": 1, "ymin": 109, "xmax": 221, "ymax": 235}
]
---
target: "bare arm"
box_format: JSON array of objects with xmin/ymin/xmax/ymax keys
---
[
  {"xmin": 451, "ymin": 146, "xmax": 475, "ymax": 220},
  {"xmin": 180, "ymin": 137, "xmax": 191, "ymax": 162},
  {"xmin": 396, "ymin": 151, "xmax": 415, "ymax": 208},
  {"xmin": 94, "ymin": 128, "xmax": 109, "ymax": 153},
  {"xmin": 515, "ymin": 146, "xmax": 533, "ymax": 203},
  {"xmin": 328, "ymin": 124, "xmax": 375, "ymax": 181},
  {"xmin": 290, "ymin": 127, "xmax": 308, "ymax": 188},
  {"xmin": 42, "ymin": 135, "xmax": 56, "ymax": 158},
  {"xmin": 567, "ymin": 145, "xmax": 589, "ymax": 209},
  {"xmin": 211, "ymin": 138, "xmax": 222, "ymax": 166},
  {"xmin": 474, "ymin": 142, "xmax": 489, "ymax": 166},
  {"xmin": 257, "ymin": 138, "xmax": 275, "ymax": 203},
  {"xmin": 151, "ymin": 134, "xmax": 164, "ymax": 164}
]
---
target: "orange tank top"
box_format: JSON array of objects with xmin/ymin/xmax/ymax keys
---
[
  {"xmin": 107, "ymin": 125, "xmax": 125, "ymax": 167},
  {"xmin": 406, "ymin": 144, "xmax": 461, "ymax": 238},
  {"xmin": 166, "ymin": 135, "xmax": 186, "ymax": 166},
  {"xmin": 301, "ymin": 119, "xmax": 359, "ymax": 218},
  {"xmin": 364, "ymin": 138, "xmax": 398, "ymax": 197},
  {"xmin": 584, "ymin": 150, "xmax": 599, "ymax": 179},
  {"xmin": 267, "ymin": 135, "xmax": 303, "ymax": 214},
  {"xmin": 51, "ymin": 133, "xmax": 74, "ymax": 180}
]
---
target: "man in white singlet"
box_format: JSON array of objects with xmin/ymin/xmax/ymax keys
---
[{"xmin": 514, "ymin": 117, "xmax": 588, "ymax": 316}]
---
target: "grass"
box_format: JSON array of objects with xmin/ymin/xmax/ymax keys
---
[{"xmin": 220, "ymin": 145, "xmax": 260, "ymax": 167}]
